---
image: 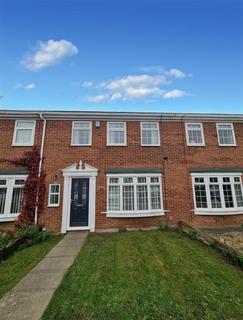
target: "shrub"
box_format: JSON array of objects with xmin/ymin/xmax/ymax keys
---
[
  {"xmin": 119, "ymin": 227, "xmax": 127, "ymax": 233},
  {"xmin": 0, "ymin": 232, "xmax": 12, "ymax": 250},
  {"xmin": 17, "ymin": 224, "xmax": 51, "ymax": 249},
  {"xmin": 158, "ymin": 223, "xmax": 170, "ymax": 231}
]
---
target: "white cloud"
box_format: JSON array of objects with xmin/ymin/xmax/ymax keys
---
[
  {"xmin": 15, "ymin": 83, "xmax": 36, "ymax": 90},
  {"xmin": 87, "ymin": 94, "xmax": 107, "ymax": 102},
  {"xmin": 85, "ymin": 66, "xmax": 191, "ymax": 102},
  {"xmin": 82, "ymin": 81, "xmax": 93, "ymax": 88},
  {"xmin": 21, "ymin": 40, "xmax": 78, "ymax": 71},
  {"xmin": 166, "ymin": 68, "xmax": 186, "ymax": 79},
  {"xmin": 103, "ymin": 74, "xmax": 168, "ymax": 90},
  {"xmin": 111, "ymin": 92, "xmax": 122, "ymax": 101},
  {"xmin": 163, "ymin": 89, "xmax": 188, "ymax": 99}
]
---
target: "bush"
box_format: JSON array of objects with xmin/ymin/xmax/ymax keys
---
[
  {"xmin": 119, "ymin": 227, "xmax": 127, "ymax": 233},
  {"xmin": 17, "ymin": 224, "xmax": 51, "ymax": 249},
  {"xmin": 158, "ymin": 223, "xmax": 170, "ymax": 231},
  {"xmin": 0, "ymin": 232, "xmax": 12, "ymax": 250}
]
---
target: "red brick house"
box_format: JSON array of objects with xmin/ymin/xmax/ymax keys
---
[{"xmin": 0, "ymin": 110, "xmax": 243, "ymax": 233}]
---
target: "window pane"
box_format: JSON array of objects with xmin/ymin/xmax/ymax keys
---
[
  {"xmin": 188, "ymin": 129, "xmax": 203, "ymax": 144},
  {"xmin": 150, "ymin": 185, "xmax": 161, "ymax": 210},
  {"xmin": 15, "ymin": 179, "xmax": 25, "ymax": 185},
  {"xmin": 108, "ymin": 185, "xmax": 120, "ymax": 211},
  {"xmin": 50, "ymin": 194, "xmax": 59, "ymax": 205},
  {"xmin": 0, "ymin": 188, "xmax": 6, "ymax": 214},
  {"xmin": 123, "ymin": 177, "xmax": 133, "ymax": 184},
  {"xmin": 16, "ymin": 121, "xmax": 34, "ymax": 129},
  {"xmin": 0, "ymin": 180, "xmax": 6, "ymax": 185},
  {"xmin": 137, "ymin": 177, "xmax": 146, "ymax": 183},
  {"xmin": 137, "ymin": 185, "xmax": 148, "ymax": 210},
  {"xmin": 10, "ymin": 188, "xmax": 23, "ymax": 214},
  {"xmin": 51, "ymin": 184, "xmax": 59, "ymax": 193},
  {"xmin": 151, "ymin": 177, "xmax": 159, "ymax": 183},
  {"xmin": 15, "ymin": 129, "xmax": 32, "ymax": 144},
  {"xmin": 195, "ymin": 177, "xmax": 204, "ymax": 183},
  {"xmin": 73, "ymin": 129, "xmax": 90, "ymax": 145},
  {"xmin": 109, "ymin": 131, "xmax": 125, "ymax": 144},
  {"xmin": 110, "ymin": 178, "xmax": 119, "ymax": 184},
  {"xmin": 142, "ymin": 123, "xmax": 158, "ymax": 129},
  {"xmin": 194, "ymin": 185, "xmax": 207, "ymax": 208},
  {"xmin": 234, "ymin": 184, "xmax": 243, "ymax": 207},
  {"xmin": 218, "ymin": 127, "xmax": 234, "ymax": 145},
  {"xmin": 74, "ymin": 122, "xmax": 91, "ymax": 129},
  {"xmin": 142, "ymin": 130, "xmax": 159, "ymax": 145},
  {"xmin": 223, "ymin": 184, "xmax": 234, "ymax": 208},
  {"xmin": 209, "ymin": 184, "xmax": 222, "ymax": 208},
  {"xmin": 109, "ymin": 123, "xmax": 124, "ymax": 130},
  {"xmin": 123, "ymin": 185, "xmax": 134, "ymax": 211}
]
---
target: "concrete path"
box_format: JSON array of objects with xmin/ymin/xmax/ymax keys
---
[{"xmin": 0, "ymin": 232, "xmax": 88, "ymax": 320}]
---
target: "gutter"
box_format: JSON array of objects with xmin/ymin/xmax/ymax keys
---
[{"xmin": 34, "ymin": 112, "xmax": 47, "ymax": 224}]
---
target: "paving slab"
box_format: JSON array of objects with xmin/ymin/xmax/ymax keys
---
[{"xmin": 0, "ymin": 231, "xmax": 88, "ymax": 320}]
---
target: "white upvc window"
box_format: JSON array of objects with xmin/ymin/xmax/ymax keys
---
[
  {"xmin": 107, "ymin": 122, "xmax": 127, "ymax": 146},
  {"xmin": 191, "ymin": 173, "xmax": 243, "ymax": 215},
  {"xmin": 185, "ymin": 123, "xmax": 205, "ymax": 146},
  {"xmin": 107, "ymin": 174, "xmax": 164, "ymax": 217},
  {"xmin": 216, "ymin": 123, "xmax": 236, "ymax": 146},
  {"xmin": 0, "ymin": 175, "xmax": 26, "ymax": 221},
  {"xmin": 140, "ymin": 122, "xmax": 160, "ymax": 146},
  {"xmin": 48, "ymin": 184, "xmax": 60, "ymax": 207},
  {"xmin": 71, "ymin": 121, "xmax": 92, "ymax": 146},
  {"xmin": 12, "ymin": 120, "xmax": 36, "ymax": 146}
]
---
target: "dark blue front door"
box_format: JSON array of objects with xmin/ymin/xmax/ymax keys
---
[{"xmin": 70, "ymin": 178, "xmax": 89, "ymax": 227}]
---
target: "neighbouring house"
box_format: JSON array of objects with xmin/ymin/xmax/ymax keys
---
[{"xmin": 0, "ymin": 110, "xmax": 243, "ymax": 233}]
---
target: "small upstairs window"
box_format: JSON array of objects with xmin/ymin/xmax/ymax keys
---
[
  {"xmin": 141, "ymin": 122, "xmax": 160, "ymax": 146},
  {"xmin": 71, "ymin": 121, "xmax": 92, "ymax": 146},
  {"xmin": 107, "ymin": 122, "xmax": 126, "ymax": 146},
  {"xmin": 185, "ymin": 123, "xmax": 205, "ymax": 146},
  {"xmin": 13, "ymin": 120, "xmax": 36, "ymax": 146},
  {"xmin": 216, "ymin": 123, "xmax": 236, "ymax": 146}
]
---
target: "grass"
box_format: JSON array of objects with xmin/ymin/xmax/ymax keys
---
[
  {"xmin": 0, "ymin": 235, "xmax": 62, "ymax": 298},
  {"xmin": 42, "ymin": 231, "xmax": 243, "ymax": 320}
]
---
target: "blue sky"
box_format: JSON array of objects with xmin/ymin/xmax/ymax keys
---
[{"xmin": 0, "ymin": 0, "xmax": 242, "ymax": 113}]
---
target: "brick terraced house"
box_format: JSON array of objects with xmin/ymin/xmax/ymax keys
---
[{"xmin": 0, "ymin": 110, "xmax": 243, "ymax": 233}]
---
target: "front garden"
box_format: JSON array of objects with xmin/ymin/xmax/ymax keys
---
[{"xmin": 42, "ymin": 230, "xmax": 243, "ymax": 320}]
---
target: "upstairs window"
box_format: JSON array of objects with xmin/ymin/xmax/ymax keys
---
[
  {"xmin": 107, "ymin": 122, "xmax": 126, "ymax": 146},
  {"xmin": 141, "ymin": 122, "xmax": 160, "ymax": 146},
  {"xmin": 216, "ymin": 123, "xmax": 236, "ymax": 146},
  {"xmin": 71, "ymin": 121, "xmax": 92, "ymax": 146},
  {"xmin": 13, "ymin": 120, "xmax": 36, "ymax": 146},
  {"xmin": 192, "ymin": 174, "xmax": 243, "ymax": 213},
  {"xmin": 185, "ymin": 123, "xmax": 205, "ymax": 146}
]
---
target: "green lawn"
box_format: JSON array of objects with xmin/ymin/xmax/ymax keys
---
[
  {"xmin": 43, "ymin": 231, "xmax": 243, "ymax": 320},
  {"xmin": 0, "ymin": 236, "xmax": 61, "ymax": 298}
]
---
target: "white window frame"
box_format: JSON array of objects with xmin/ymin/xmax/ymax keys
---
[
  {"xmin": 48, "ymin": 184, "xmax": 61, "ymax": 207},
  {"xmin": 140, "ymin": 122, "xmax": 160, "ymax": 146},
  {"xmin": 106, "ymin": 173, "xmax": 164, "ymax": 218},
  {"xmin": 191, "ymin": 172, "xmax": 243, "ymax": 215},
  {"xmin": 12, "ymin": 120, "xmax": 36, "ymax": 146},
  {"xmin": 0, "ymin": 175, "xmax": 27, "ymax": 222},
  {"xmin": 107, "ymin": 122, "xmax": 127, "ymax": 146},
  {"xmin": 185, "ymin": 123, "xmax": 205, "ymax": 146},
  {"xmin": 216, "ymin": 123, "xmax": 236, "ymax": 146},
  {"xmin": 71, "ymin": 121, "xmax": 92, "ymax": 146}
]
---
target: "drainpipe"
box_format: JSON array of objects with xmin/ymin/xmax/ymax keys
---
[{"xmin": 34, "ymin": 112, "xmax": 47, "ymax": 224}]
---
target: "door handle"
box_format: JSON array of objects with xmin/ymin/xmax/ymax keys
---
[{"xmin": 76, "ymin": 204, "xmax": 83, "ymax": 207}]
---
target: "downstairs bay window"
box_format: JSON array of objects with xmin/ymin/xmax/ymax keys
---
[
  {"xmin": 192, "ymin": 173, "xmax": 243, "ymax": 215},
  {"xmin": 107, "ymin": 174, "xmax": 164, "ymax": 217},
  {"xmin": 0, "ymin": 175, "xmax": 26, "ymax": 221}
]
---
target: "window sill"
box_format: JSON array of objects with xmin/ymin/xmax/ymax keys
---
[
  {"xmin": 70, "ymin": 144, "xmax": 92, "ymax": 147},
  {"xmin": 12, "ymin": 144, "xmax": 34, "ymax": 147},
  {"xmin": 107, "ymin": 144, "xmax": 127, "ymax": 147},
  {"xmin": 141, "ymin": 144, "xmax": 161, "ymax": 147},
  {"xmin": 218, "ymin": 144, "xmax": 237, "ymax": 147},
  {"xmin": 193, "ymin": 209, "xmax": 243, "ymax": 216},
  {"xmin": 0, "ymin": 215, "xmax": 18, "ymax": 222},
  {"xmin": 106, "ymin": 211, "xmax": 165, "ymax": 218},
  {"xmin": 187, "ymin": 144, "xmax": 205, "ymax": 147}
]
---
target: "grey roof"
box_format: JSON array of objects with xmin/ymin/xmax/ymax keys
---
[
  {"xmin": 105, "ymin": 168, "xmax": 162, "ymax": 174},
  {"xmin": 0, "ymin": 110, "xmax": 243, "ymax": 122},
  {"xmin": 189, "ymin": 168, "xmax": 243, "ymax": 173},
  {"xmin": 0, "ymin": 167, "xmax": 29, "ymax": 175}
]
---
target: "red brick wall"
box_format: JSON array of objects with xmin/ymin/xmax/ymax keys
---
[{"xmin": 0, "ymin": 118, "xmax": 243, "ymax": 232}]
